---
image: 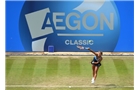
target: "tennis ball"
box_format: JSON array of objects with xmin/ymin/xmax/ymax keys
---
[
  {"xmin": 69, "ymin": 86, "xmax": 71, "ymax": 88},
  {"xmin": 89, "ymin": 40, "xmax": 92, "ymax": 43}
]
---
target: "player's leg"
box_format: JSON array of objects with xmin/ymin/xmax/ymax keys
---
[
  {"xmin": 91, "ymin": 65, "xmax": 95, "ymax": 83},
  {"xmin": 92, "ymin": 65, "xmax": 95, "ymax": 78},
  {"xmin": 93, "ymin": 66, "xmax": 99, "ymax": 81}
]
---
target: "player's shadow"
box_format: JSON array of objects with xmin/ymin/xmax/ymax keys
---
[
  {"xmin": 95, "ymin": 83, "xmax": 116, "ymax": 86},
  {"xmin": 93, "ymin": 84, "xmax": 117, "ymax": 90},
  {"xmin": 105, "ymin": 84, "xmax": 116, "ymax": 86}
]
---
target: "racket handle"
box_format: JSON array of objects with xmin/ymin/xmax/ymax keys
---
[{"xmin": 85, "ymin": 47, "xmax": 89, "ymax": 50}]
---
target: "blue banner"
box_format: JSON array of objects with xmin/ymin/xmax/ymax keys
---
[{"xmin": 6, "ymin": 0, "xmax": 134, "ymax": 52}]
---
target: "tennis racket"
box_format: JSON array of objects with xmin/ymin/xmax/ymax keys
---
[{"xmin": 77, "ymin": 45, "xmax": 89, "ymax": 50}]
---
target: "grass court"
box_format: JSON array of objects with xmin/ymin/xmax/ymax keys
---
[{"xmin": 6, "ymin": 56, "xmax": 134, "ymax": 90}]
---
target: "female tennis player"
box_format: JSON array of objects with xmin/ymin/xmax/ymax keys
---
[{"xmin": 87, "ymin": 48, "xmax": 103, "ymax": 84}]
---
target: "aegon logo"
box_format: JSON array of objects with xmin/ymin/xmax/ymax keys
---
[
  {"xmin": 19, "ymin": 1, "xmax": 120, "ymax": 51},
  {"xmin": 41, "ymin": 8, "xmax": 114, "ymax": 31},
  {"xmin": 25, "ymin": 8, "xmax": 114, "ymax": 39}
]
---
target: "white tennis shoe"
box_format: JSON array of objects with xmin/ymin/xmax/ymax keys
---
[{"xmin": 91, "ymin": 78, "xmax": 95, "ymax": 84}]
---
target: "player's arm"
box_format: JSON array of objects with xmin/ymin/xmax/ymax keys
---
[{"xmin": 87, "ymin": 48, "xmax": 98, "ymax": 56}]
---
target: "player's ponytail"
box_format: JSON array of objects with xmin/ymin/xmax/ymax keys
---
[{"xmin": 99, "ymin": 51, "xmax": 103, "ymax": 55}]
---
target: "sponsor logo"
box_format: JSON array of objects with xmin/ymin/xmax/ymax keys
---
[{"xmin": 19, "ymin": 0, "xmax": 120, "ymax": 51}]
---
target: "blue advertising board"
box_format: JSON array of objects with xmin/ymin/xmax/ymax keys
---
[{"xmin": 6, "ymin": 0, "xmax": 134, "ymax": 52}]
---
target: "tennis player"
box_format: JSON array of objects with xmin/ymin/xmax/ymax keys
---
[{"xmin": 87, "ymin": 48, "xmax": 103, "ymax": 84}]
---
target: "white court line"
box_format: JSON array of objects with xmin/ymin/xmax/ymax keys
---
[
  {"xmin": 6, "ymin": 85, "xmax": 134, "ymax": 88},
  {"xmin": 8, "ymin": 56, "xmax": 134, "ymax": 57}
]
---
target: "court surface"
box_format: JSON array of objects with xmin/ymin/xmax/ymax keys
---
[{"xmin": 6, "ymin": 56, "xmax": 134, "ymax": 90}]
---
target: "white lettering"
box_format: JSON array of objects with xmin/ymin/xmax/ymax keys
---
[{"xmin": 65, "ymin": 40, "xmax": 94, "ymax": 45}]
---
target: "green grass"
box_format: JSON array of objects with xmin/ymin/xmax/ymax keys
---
[
  {"xmin": 6, "ymin": 56, "xmax": 134, "ymax": 90},
  {"xmin": 70, "ymin": 58, "xmax": 81, "ymax": 75},
  {"xmin": 6, "ymin": 59, "xmax": 15, "ymax": 76}
]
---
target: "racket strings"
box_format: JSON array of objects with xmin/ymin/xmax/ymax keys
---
[{"xmin": 77, "ymin": 46, "xmax": 84, "ymax": 49}]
